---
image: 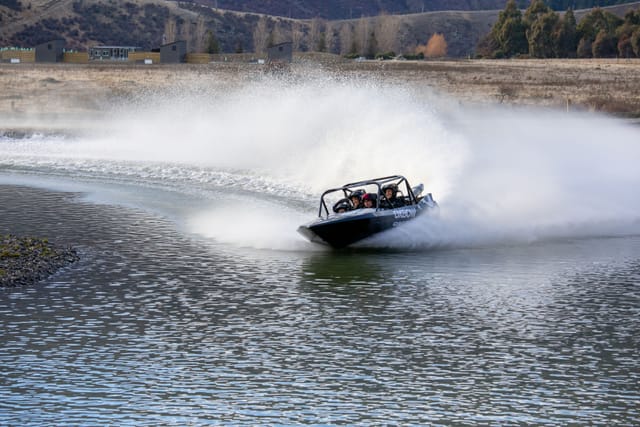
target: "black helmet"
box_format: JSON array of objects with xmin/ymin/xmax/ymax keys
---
[
  {"xmin": 350, "ymin": 189, "xmax": 365, "ymax": 200},
  {"xmin": 382, "ymin": 184, "xmax": 398, "ymax": 197},
  {"xmin": 333, "ymin": 199, "xmax": 352, "ymax": 213}
]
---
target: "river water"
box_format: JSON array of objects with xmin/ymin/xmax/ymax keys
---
[{"xmin": 1, "ymin": 76, "xmax": 639, "ymax": 425}]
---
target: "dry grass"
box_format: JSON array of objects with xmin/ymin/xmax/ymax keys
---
[
  {"xmin": 1, "ymin": 58, "xmax": 640, "ymax": 132},
  {"xmin": 329, "ymin": 58, "xmax": 640, "ymax": 117}
]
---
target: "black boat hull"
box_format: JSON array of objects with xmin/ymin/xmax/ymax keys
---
[{"xmin": 298, "ymin": 196, "xmax": 437, "ymax": 248}]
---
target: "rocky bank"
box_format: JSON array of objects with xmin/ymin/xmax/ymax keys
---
[{"xmin": 0, "ymin": 234, "xmax": 79, "ymax": 287}]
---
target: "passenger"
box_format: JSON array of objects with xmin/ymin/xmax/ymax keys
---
[
  {"xmin": 333, "ymin": 199, "xmax": 351, "ymax": 214},
  {"xmin": 362, "ymin": 193, "xmax": 377, "ymax": 209},
  {"xmin": 380, "ymin": 184, "xmax": 403, "ymax": 209},
  {"xmin": 349, "ymin": 189, "xmax": 365, "ymax": 210}
]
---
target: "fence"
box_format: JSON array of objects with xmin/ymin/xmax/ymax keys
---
[
  {"xmin": 0, "ymin": 49, "xmax": 35, "ymax": 63},
  {"xmin": 127, "ymin": 52, "xmax": 161, "ymax": 63}
]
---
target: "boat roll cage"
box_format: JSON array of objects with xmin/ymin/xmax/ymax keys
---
[{"xmin": 317, "ymin": 175, "xmax": 421, "ymax": 219}]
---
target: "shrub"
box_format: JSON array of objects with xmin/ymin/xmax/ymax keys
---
[
  {"xmin": 617, "ymin": 34, "xmax": 634, "ymax": 57},
  {"xmin": 375, "ymin": 51, "xmax": 395, "ymax": 60},
  {"xmin": 631, "ymin": 27, "xmax": 640, "ymax": 57},
  {"xmin": 577, "ymin": 37, "xmax": 593, "ymax": 57},
  {"xmin": 592, "ymin": 28, "xmax": 617, "ymax": 57},
  {"xmin": 402, "ymin": 53, "xmax": 424, "ymax": 60}
]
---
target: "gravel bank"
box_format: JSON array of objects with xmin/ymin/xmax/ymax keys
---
[{"xmin": 0, "ymin": 234, "xmax": 79, "ymax": 287}]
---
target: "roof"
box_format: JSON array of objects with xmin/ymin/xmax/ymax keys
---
[
  {"xmin": 90, "ymin": 46, "xmax": 140, "ymax": 49},
  {"xmin": 160, "ymin": 40, "xmax": 187, "ymax": 48}
]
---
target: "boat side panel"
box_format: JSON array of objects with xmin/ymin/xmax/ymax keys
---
[
  {"xmin": 311, "ymin": 218, "xmax": 392, "ymax": 248},
  {"xmin": 299, "ymin": 200, "xmax": 438, "ymax": 248}
]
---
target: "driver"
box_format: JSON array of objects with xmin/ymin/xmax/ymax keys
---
[
  {"xmin": 380, "ymin": 184, "xmax": 403, "ymax": 209},
  {"xmin": 333, "ymin": 199, "xmax": 351, "ymax": 214}
]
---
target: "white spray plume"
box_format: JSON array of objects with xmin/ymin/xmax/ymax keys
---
[{"xmin": 2, "ymin": 73, "xmax": 639, "ymax": 250}]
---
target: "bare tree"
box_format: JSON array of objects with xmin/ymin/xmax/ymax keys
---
[
  {"xmin": 376, "ymin": 12, "xmax": 401, "ymax": 54},
  {"xmin": 291, "ymin": 21, "xmax": 304, "ymax": 51},
  {"xmin": 271, "ymin": 19, "xmax": 287, "ymax": 46},
  {"xmin": 354, "ymin": 16, "xmax": 370, "ymax": 56},
  {"xmin": 180, "ymin": 21, "xmax": 192, "ymax": 51},
  {"xmin": 310, "ymin": 17, "xmax": 326, "ymax": 52},
  {"xmin": 164, "ymin": 17, "xmax": 177, "ymax": 44},
  {"xmin": 338, "ymin": 22, "xmax": 354, "ymax": 55},
  {"xmin": 194, "ymin": 15, "xmax": 207, "ymax": 53},
  {"xmin": 253, "ymin": 15, "xmax": 270, "ymax": 54},
  {"xmin": 324, "ymin": 21, "xmax": 336, "ymax": 53}
]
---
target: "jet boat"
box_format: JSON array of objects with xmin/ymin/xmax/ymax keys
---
[{"xmin": 297, "ymin": 175, "xmax": 438, "ymax": 248}]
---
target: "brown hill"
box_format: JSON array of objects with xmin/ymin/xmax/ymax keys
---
[
  {"xmin": 1, "ymin": 1, "xmax": 639, "ymax": 57},
  {"xmin": 184, "ymin": 0, "xmax": 510, "ymax": 19}
]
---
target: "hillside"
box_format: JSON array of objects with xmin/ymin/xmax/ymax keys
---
[
  {"xmin": 184, "ymin": 0, "xmax": 640, "ymax": 19},
  {"xmin": 184, "ymin": 0, "xmax": 510, "ymax": 19},
  {"xmin": 1, "ymin": 0, "xmax": 640, "ymax": 57},
  {"xmin": 0, "ymin": 0, "xmax": 499, "ymax": 55}
]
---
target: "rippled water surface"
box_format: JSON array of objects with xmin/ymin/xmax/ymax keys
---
[
  {"xmin": 1, "ymin": 185, "xmax": 639, "ymax": 425},
  {"xmin": 2, "ymin": 75, "xmax": 640, "ymax": 424}
]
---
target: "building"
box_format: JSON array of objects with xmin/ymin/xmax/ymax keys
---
[
  {"xmin": 35, "ymin": 39, "xmax": 64, "ymax": 62},
  {"xmin": 267, "ymin": 42, "xmax": 292, "ymax": 63},
  {"xmin": 89, "ymin": 46, "xmax": 139, "ymax": 61},
  {"xmin": 160, "ymin": 41, "xmax": 187, "ymax": 63}
]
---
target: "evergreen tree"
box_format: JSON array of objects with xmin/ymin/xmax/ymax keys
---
[
  {"xmin": 476, "ymin": 0, "xmax": 636, "ymax": 59},
  {"xmin": 623, "ymin": 9, "xmax": 640, "ymax": 26},
  {"xmin": 523, "ymin": 0, "xmax": 555, "ymax": 57},
  {"xmin": 500, "ymin": 17, "xmax": 529, "ymax": 56},
  {"xmin": 577, "ymin": 8, "xmax": 622, "ymax": 44},
  {"xmin": 592, "ymin": 29, "xmax": 616, "ymax": 57},
  {"xmin": 554, "ymin": 9, "xmax": 578, "ymax": 57},
  {"xmin": 577, "ymin": 8, "xmax": 622, "ymax": 58},
  {"xmin": 529, "ymin": 11, "xmax": 559, "ymax": 58},
  {"xmin": 616, "ymin": 10, "xmax": 640, "ymax": 58},
  {"xmin": 492, "ymin": 0, "xmax": 528, "ymax": 57},
  {"xmin": 524, "ymin": 0, "xmax": 552, "ymax": 28},
  {"xmin": 617, "ymin": 33, "xmax": 634, "ymax": 57}
]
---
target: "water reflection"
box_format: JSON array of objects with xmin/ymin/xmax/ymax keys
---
[
  {"xmin": 300, "ymin": 252, "xmax": 392, "ymax": 285},
  {"xmin": 1, "ymin": 185, "xmax": 639, "ymax": 425}
]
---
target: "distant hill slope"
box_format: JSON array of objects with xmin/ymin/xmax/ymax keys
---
[
  {"xmin": 185, "ymin": 0, "xmax": 640, "ymax": 19},
  {"xmin": 1, "ymin": 0, "xmax": 639, "ymax": 57},
  {"xmin": 185, "ymin": 0, "xmax": 509, "ymax": 19}
]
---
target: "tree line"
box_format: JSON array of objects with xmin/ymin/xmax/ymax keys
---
[{"xmin": 477, "ymin": 0, "xmax": 640, "ymax": 58}]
